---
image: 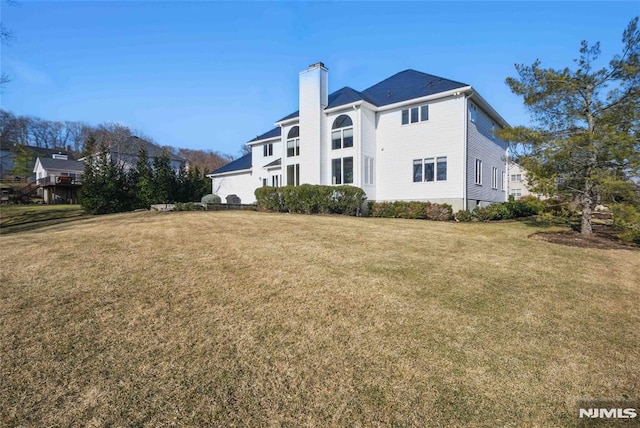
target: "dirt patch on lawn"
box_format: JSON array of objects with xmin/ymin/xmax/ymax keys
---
[{"xmin": 531, "ymin": 229, "xmax": 639, "ymax": 251}]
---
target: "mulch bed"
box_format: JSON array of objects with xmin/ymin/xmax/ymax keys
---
[{"xmin": 530, "ymin": 226, "xmax": 639, "ymax": 251}]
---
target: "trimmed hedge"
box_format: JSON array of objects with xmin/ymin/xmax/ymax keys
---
[
  {"xmin": 455, "ymin": 196, "xmax": 546, "ymax": 222},
  {"xmin": 255, "ymin": 184, "xmax": 367, "ymax": 216},
  {"xmin": 370, "ymin": 201, "xmax": 453, "ymax": 221}
]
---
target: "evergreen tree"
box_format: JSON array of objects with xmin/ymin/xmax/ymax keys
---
[
  {"xmin": 498, "ymin": 17, "xmax": 640, "ymax": 235},
  {"xmin": 80, "ymin": 144, "xmax": 130, "ymax": 214},
  {"xmin": 130, "ymin": 146, "xmax": 154, "ymax": 208},
  {"xmin": 152, "ymin": 151, "xmax": 177, "ymax": 203}
]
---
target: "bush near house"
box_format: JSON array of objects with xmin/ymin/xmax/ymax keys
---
[
  {"xmin": 201, "ymin": 194, "xmax": 221, "ymax": 204},
  {"xmin": 455, "ymin": 196, "xmax": 545, "ymax": 222},
  {"xmin": 370, "ymin": 201, "xmax": 453, "ymax": 221},
  {"xmin": 255, "ymin": 185, "xmax": 366, "ymax": 216}
]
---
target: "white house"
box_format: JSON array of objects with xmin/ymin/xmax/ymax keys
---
[
  {"xmin": 507, "ymin": 162, "xmax": 545, "ymax": 199},
  {"xmin": 208, "ymin": 63, "xmax": 509, "ymax": 211},
  {"xmin": 33, "ymin": 153, "xmax": 85, "ymax": 204}
]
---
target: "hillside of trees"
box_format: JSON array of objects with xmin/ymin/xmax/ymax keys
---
[{"xmin": 0, "ymin": 109, "xmax": 233, "ymax": 174}]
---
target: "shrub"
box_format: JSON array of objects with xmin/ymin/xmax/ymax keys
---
[
  {"xmin": 201, "ymin": 194, "xmax": 221, "ymax": 204},
  {"xmin": 174, "ymin": 202, "xmax": 205, "ymax": 211},
  {"xmin": 502, "ymin": 198, "xmax": 542, "ymax": 219},
  {"xmin": 473, "ymin": 204, "xmax": 508, "ymax": 221},
  {"xmin": 255, "ymin": 185, "xmax": 366, "ymax": 216},
  {"xmin": 454, "ymin": 209, "xmax": 473, "ymax": 222},
  {"xmin": 424, "ymin": 203, "xmax": 453, "ymax": 221},
  {"xmin": 255, "ymin": 187, "xmax": 284, "ymax": 212},
  {"xmin": 370, "ymin": 201, "xmax": 452, "ymax": 221}
]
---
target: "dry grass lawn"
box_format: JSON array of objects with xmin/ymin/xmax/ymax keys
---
[{"xmin": 1, "ymin": 210, "xmax": 638, "ymax": 427}]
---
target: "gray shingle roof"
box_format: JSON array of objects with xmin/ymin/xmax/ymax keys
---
[
  {"xmin": 275, "ymin": 69, "xmax": 468, "ymax": 123},
  {"xmin": 362, "ymin": 69, "xmax": 468, "ymax": 107},
  {"xmin": 210, "ymin": 153, "xmax": 252, "ymax": 175},
  {"xmin": 38, "ymin": 157, "xmax": 85, "ymax": 172},
  {"xmin": 248, "ymin": 127, "xmax": 281, "ymax": 143}
]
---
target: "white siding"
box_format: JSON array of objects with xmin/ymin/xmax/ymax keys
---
[
  {"xmin": 375, "ymin": 96, "xmax": 466, "ymax": 210},
  {"xmin": 466, "ymin": 100, "xmax": 508, "ymax": 208},
  {"xmin": 360, "ymin": 106, "xmax": 377, "ymax": 200},
  {"xmin": 211, "ymin": 171, "xmax": 257, "ymax": 204},
  {"xmin": 298, "ymin": 65, "xmax": 328, "ymax": 185}
]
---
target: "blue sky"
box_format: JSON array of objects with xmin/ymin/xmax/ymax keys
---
[{"xmin": 2, "ymin": 1, "xmax": 638, "ymax": 156}]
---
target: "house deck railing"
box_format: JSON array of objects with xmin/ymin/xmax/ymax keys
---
[{"xmin": 37, "ymin": 175, "xmax": 83, "ymax": 186}]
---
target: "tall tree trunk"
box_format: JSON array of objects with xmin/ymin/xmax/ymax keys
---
[{"xmin": 581, "ymin": 191, "xmax": 593, "ymax": 236}]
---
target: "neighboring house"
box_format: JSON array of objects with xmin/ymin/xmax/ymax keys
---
[
  {"xmin": 208, "ymin": 62, "xmax": 509, "ymax": 210},
  {"xmin": 33, "ymin": 154, "xmax": 85, "ymax": 204},
  {"xmin": 81, "ymin": 136, "xmax": 188, "ymax": 172},
  {"xmin": 0, "ymin": 144, "xmax": 74, "ymax": 181},
  {"xmin": 507, "ymin": 162, "xmax": 544, "ymax": 199}
]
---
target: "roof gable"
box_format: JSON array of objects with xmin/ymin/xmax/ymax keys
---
[
  {"xmin": 211, "ymin": 153, "xmax": 252, "ymax": 175},
  {"xmin": 248, "ymin": 127, "xmax": 281, "ymax": 143},
  {"xmin": 362, "ymin": 70, "xmax": 468, "ymax": 106},
  {"xmin": 37, "ymin": 157, "xmax": 85, "ymax": 172}
]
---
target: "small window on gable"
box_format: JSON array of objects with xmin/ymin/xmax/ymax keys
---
[{"xmin": 470, "ymin": 104, "xmax": 477, "ymax": 123}]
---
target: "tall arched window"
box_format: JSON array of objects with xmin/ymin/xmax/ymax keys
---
[
  {"xmin": 287, "ymin": 126, "xmax": 300, "ymax": 157},
  {"xmin": 331, "ymin": 115, "xmax": 353, "ymax": 150}
]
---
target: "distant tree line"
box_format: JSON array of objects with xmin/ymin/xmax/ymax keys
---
[
  {"xmin": 0, "ymin": 109, "xmax": 233, "ymax": 174},
  {"xmin": 81, "ymin": 136, "xmax": 211, "ymax": 214}
]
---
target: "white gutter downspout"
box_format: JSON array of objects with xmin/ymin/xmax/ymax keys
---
[
  {"xmin": 354, "ymin": 104, "xmax": 360, "ymax": 187},
  {"xmin": 463, "ymin": 93, "xmax": 469, "ymax": 211}
]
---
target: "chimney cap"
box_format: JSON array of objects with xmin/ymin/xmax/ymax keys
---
[{"xmin": 308, "ymin": 62, "xmax": 326, "ymax": 70}]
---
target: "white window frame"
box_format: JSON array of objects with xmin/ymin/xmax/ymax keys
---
[
  {"xmin": 475, "ymin": 159, "xmax": 482, "ymax": 185},
  {"xmin": 287, "ymin": 164, "xmax": 300, "ymax": 186},
  {"xmin": 401, "ymin": 104, "xmax": 429, "ymax": 125},
  {"xmin": 332, "ymin": 157, "xmax": 354, "ymax": 185},
  {"xmin": 491, "ymin": 167, "xmax": 498, "ymax": 189},
  {"xmin": 413, "ymin": 156, "xmax": 447, "ymax": 183},
  {"xmin": 363, "ymin": 156, "xmax": 374, "ymax": 185},
  {"xmin": 470, "ymin": 104, "xmax": 477, "ymax": 123}
]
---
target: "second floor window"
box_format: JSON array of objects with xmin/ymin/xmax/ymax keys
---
[
  {"xmin": 287, "ymin": 126, "xmax": 300, "ymax": 157},
  {"xmin": 402, "ymin": 105, "xmax": 429, "ymax": 125},
  {"xmin": 263, "ymin": 143, "xmax": 273, "ymax": 157},
  {"xmin": 331, "ymin": 115, "xmax": 353, "ymax": 150}
]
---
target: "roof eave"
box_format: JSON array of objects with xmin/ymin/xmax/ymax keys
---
[
  {"xmin": 275, "ymin": 117, "xmax": 299, "ymax": 126},
  {"xmin": 207, "ymin": 168, "xmax": 252, "ymax": 177},
  {"xmin": 468, "ymin": 90, "xmax": 511, "ymax": 128},
  {"xmin": 376, "ymin": 86, "xmax": 473, "ymax": 112},
  {"xmin": 247, "ymin": 135, "xmax": 281, "ymax": 146}
]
